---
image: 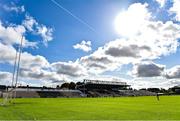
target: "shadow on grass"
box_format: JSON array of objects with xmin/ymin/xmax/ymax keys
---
[
  {"xmin": 13, "ymin": 101, "xmax": 36, "ymax": 105},
  {"xmin": 0, "ymin": 101, "xmax": 37, "ymax": 107}
]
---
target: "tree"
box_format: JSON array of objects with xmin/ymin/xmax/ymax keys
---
[
  {"xmin": 147, "ymin": 88, "xmax": 160, "ymax": 93},
  {"xmin": 69, "ymin": 82, "xmax": 76, "ymax": 89},
  {"xmin": 60, "ymin": 83, "xmax": 69, "ymax": 89},
  {"xmin": 76, "ymin": 81, "xmax": 83, "ymax": 85},
  {"xmin": 56, "ymin": 85, "xmax": 60, "ymax": 89}
]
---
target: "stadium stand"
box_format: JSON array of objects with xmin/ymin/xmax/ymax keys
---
[
  {"xmin": 0, "ymin": 85, "xmax": 7, "ymax": 91},
  {"xmin": 77, "ymin": 79, "xmax": 130, "ymax": 91},
  {"xmin": 3, "ymin": 89, "xmax": 85, "ymax": 98},
  {"xmin": 171, "ymin": 86, "xmax": 180, "ymax": 94},
  {"xmin": 37, "ymin": 90, "xmax": 85, "ymax": 98},
  {"xmin": 1, "ymin": 79, "xmax": 173, "ymax": 98},
  {"xmin": 76, "ymin": 79, "xmax": 156, "ymax": 97}
]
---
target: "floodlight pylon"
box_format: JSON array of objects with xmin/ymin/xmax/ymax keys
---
[{"xmin": 0, "ymin": 36, "xmax": 23, "ymax": 106}]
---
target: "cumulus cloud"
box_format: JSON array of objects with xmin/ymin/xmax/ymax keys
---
[
  {"xmin": 19, "ymin": 68, "xmax": 62, "ymax": 82},
  {"xmin": 0, "ymin": 40, "xmax": 84, "ymax": 85},
  {"xmin": 51, "ymin": 61, "xmax": 87, "ymax": 77},
  {"xmin": 131, "ymin": 62, "xmax": 165, "ymax": 77},
  {"xmin": 20, "ymin": 53, "xmax": 50, "ymax": 69},
  {"xmin": 0, "ymin": 43, "xmax": 63, "ymax": 84},
  {"xmin": 0, "ymin": 43, "xmax": 17, "ymax": 64},
  {"xmin": 78, "ymin": 3, "xmax": 180, "ymax": 75},
  {"xmin": 169, "ymin": 0, "xmax": 180, "ymax": 21},
  {"xmin": 0, "ymin": 43, "xmax": 55, "ymax": 84},
  {"xmin": 114, "ymin": 3, "xmax": 151, "ymax": 37},
  {"xmin": 155, "ymin": 0, "xmax": 166, "ymax": 8},
  {"xmin": 1, "ymin": 4, "xmax": 25, "ymax": 13},
  {"xmin": 22, "ymin": 15, "xmax": 37, "ymax": 32},
  {"xmin": 73, "ymin": 40, "xmax": 92, "ymax": 52},
  {"xmin": 0, "ymin": 42, "xmax": 69, "ymax": 84},
  {"xmin": 166, "ymin": 65, "xmax": 180, "ymax": 79},
  {"xmin": 0, "ymin": 4, "xmax": 56, "ymax": 86},
  {"xmin": 22, "ymin": 15, "xmax": 53, "ymax": 45},
  {"xmin": 79, "ymin": 41, "xmax": 124, "ymax": 74},
  {"xmin": 131, "ymin": 78, "xmax": 179, "ymax": 89},
  {"xmin": 37, "ymin": 25, "xmax": 53, "ymax": 44},
  {"xmin": 104, "ymin": 40, "xmax": 151, "ymax": 58},
  {"xmin": 0, "ymin": 21, "xmax": 36, "ymax": 47},
  {"xmin": 0, "ymin": 71, "xmax": 12, "ymax": 85},
  {"xmin": 80, "ymin": 52, "xmax": 118, "ymax": 74},
  {"xmin": 1, "ymin": 2, "xmax": 180, "ymax": 88},
  {"xmin": 0, "ymin": 14, "xmax": 53, "ymax": 48},
  {"xmin": 0, "ymin": 43, "xmax": 49, "ymax": 68},
  {"xmin": 15, "ymin": 3, "xmax": 180, "ymax": 86},
  {"xmin": 79, "ymin": 20, "xmax": 180, "ymax": 73}
]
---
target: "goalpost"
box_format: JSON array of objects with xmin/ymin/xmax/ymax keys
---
[{"xmin": 1, "ymin": 36, "xmax": 23, "ymax": 106}]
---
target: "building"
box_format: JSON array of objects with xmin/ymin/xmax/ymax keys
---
[
  {"xmin": 171, "ymin": 86, "xmax": 180, "ymax": 94},
  {"xmin": 8, "ymin": 88, "xmax": 85, "ymax": 98},
  {"xmin": 0, "ymin": 86, "xmax": 85, "ymax": 98},
  {"xmin": 77, "ymin": 79, "xmax": 130, "ymax": 91},
  {"xmin": 0, "ymin": 85, "xmax": 7, "ymax": 91},
  {"xmin": 76, "ymin": 79, "xmax": 131, "ymax": 97}
]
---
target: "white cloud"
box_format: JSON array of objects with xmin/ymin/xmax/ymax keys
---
[
  {"xmin": 79, "ymin": 20, "xmax": 180, "ymax": 73},
  {"xmin": 22, "ymin": 15, "xmax": 53, "ymax": 45},
  {"xmin": 78, "ymin": 2, "xmax": 180, "ymax": 76},
  {"xmin": 85, "ymin": 75, "xmax": 128, "ymax": 83},
  {"xmin": 127, "ymin": 64, "xmax": 180, "ymax": 89},
  {"xmin": 80, "ymin": 56, "xmax": 112, "ymax": 74},
  {"xmin": 0, "ymin": 43, "xmax": 17, "ymax": 64},
  {"xmin": 73, "ymin": 40, "xmax": 92, "ymax": 52},
  {"xmin": 0, "ymin": 71, "xmax": 12, "ymax": 85},
  {"xmin": 0, "ymin": 43, "xmax": 63, "ymax": 85},
  {"xmin": 0, "ymin": 43, "xmax": 85, "ymax": 85},
  {"xmin": 19, "ymin": 68, "xmax": 63, "ymax": 82},
  {"xmin": 0, "ymin": 20, "xmax": 37, "ymax": 47},
  {"xmin": 80, "ymin": 48, "xmax": 119, "ymax": 74},
  {"xmin": 0, "ymin": 43, "xmax": 52, "ymax": 85},
  {"xmin": 169, "ymin": 0, "xmax": 180, "ymax": 21},
  {"xmin": 114, "ymin": 2, "xmax": 180, "ymax": 59},
  {"xmin": 155, "ymin": 0, "xmax": 166, "ymax": 8},
  {"xmin": 0, "ymin": 70, "xmax": 64, "ymax": 87},
  {"xmin": 1, "ymin": 2, "xmax": 180, "ymax": 88},
  {"xmin": 22, "ymin": 15, "xmax": 37, "ymax": 32},
  {"xmin": 114, "ymin": 3, "xmax": 151, "ymax": 37},
  {"xmin": 0, "ymin": 14, "xmax": 53, "ymax": 48},
  {"xmin": 130, "ymin": 77, "xmax": 178, "ymax": 89},
  {"xmin": 0, "ymin": 43, "xmax": 49, "ymax": 68},
  {"xmin": 166, "ymin": 65, "xmax": 180, "ymax": 79},
  {"xmin": 2, "ymin": 4, "xmax": 25, "ymax": 13},
  {"xmin": 37, "ymin": 25, "xmax": 53, "ymax": 45}
]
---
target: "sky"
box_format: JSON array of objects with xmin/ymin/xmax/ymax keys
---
[{"xmin": 0, "ymin": 0, "xmax": 180, "ymax": 89}]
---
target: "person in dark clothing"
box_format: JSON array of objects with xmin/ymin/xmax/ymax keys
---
[{"xmin": 156, "ymin": 93, "xmax": 160, "ymax": 101}]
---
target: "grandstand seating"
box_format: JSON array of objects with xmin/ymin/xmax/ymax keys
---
[
  {"xmin": 86, "ymin": 89, "xmax": 156, "ymax": 97},
  {"xmin": 1, "ymin": 89, "xmax": 85, "ymax": 98}
]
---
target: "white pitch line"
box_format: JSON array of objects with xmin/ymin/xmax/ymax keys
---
[{"xmin": 50, "ymin": 0, "xmax": 96, "ymax": 33}]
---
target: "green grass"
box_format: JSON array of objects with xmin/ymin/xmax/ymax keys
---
[{"xmin": 0, "ymin": 96, "xmax": 180, "ymax": 120}]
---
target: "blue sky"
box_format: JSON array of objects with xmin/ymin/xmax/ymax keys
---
[{"xmin": 0, "ymin": 0, "xmax": 180, "ymax": 88}]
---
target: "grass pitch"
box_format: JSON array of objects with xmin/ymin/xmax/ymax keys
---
[{"xmin": 0, "ymin": 96, "xmax": 180, "ymax": 120}]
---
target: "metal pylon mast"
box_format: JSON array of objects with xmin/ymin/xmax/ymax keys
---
[
  {"xmin": 1, "ymin": 36, "xmax": 23, "ymax": 105},
  {"xmin": 14, "ymin": 35, "xmax": 23, "ymax": 98}
]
